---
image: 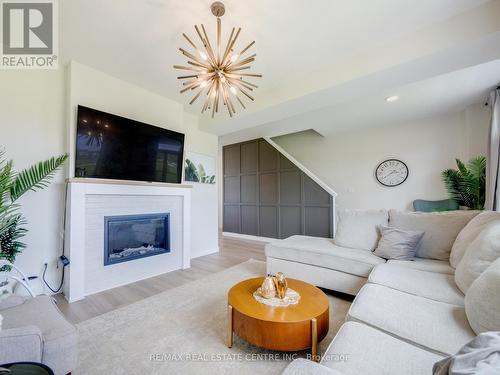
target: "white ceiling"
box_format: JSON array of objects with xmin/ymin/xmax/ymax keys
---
[
  {"xmin": 220, "ymin": 59, "xmax": 500, "ymax": 145},
  {"xmin": 61, "ymin": 0, "xmax": 498, "ymax": 138}
]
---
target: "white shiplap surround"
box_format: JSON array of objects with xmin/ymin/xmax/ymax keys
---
[{"xmin": 63, "ymin": 179, "xmax": 192, "ymax": 302}]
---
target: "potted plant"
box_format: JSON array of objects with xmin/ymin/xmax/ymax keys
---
[
  {"xmin": 442, "ymin": 156, "xmax": 486, "ymax": 210},
  {"xmin": 0, "ymin": 150, "xmax": 67, "ymax": 295}
]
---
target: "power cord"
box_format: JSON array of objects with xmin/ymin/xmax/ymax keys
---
[
  {"xmin": 42, "ymin": 261, "xmax": 65, "ymax": 293},
  {"xmin": 41, "ymin": 182, "xmax": 70, "ymax": 294}
]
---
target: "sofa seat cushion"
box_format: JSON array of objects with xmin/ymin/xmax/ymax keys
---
[
  {"xmin": 265, "ymin": 235, "xmax": 386, "ymax": 277},
  {"xmin": 321, "ymin": 322, "xmax": 444, "ymax": 375},
  {"xmin": 368, "ymin": 264, "xmax": 464, "ymax": 306},
  {"xmin": 389, "ymin": 210, "xmax": 479, "ymax": 260},
  {"xmin": 387, "ymin": 258, "xmax": 454, "ymax": 274},
  {"xmin": 347, "ymin": 284, "xmax": 475, "ymax": 356},
  {"xmin": 2, "ymin": 295, "xmax": 78, "ymax": 375}
]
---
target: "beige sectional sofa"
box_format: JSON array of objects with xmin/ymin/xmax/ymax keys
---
[{"xmin": 274, "ymin": 210, "xmax": 500, "ymax": 375}]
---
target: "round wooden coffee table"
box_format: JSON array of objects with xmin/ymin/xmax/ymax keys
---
[{"xmin": 227, "ymin": 277, "xmax": 329, "ymax": 360}]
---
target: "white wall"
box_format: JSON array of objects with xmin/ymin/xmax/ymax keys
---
[
  {"xmin": 273, "ymin": 107, "xmax": 489, "ymax": 211},
  {"xmin": 1, "ymin": 69, "xmax": 67, "ymax": 289},
  {"xmin": 0, "ymin": 62, "xmax": 218, "ymax": 292}
]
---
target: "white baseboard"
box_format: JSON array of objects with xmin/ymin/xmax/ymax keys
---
[
  {"xmin": 190, "ymin": 247, "xmax": 220, "ymax": 259},
  {"xmin": 222, "ymin": 232, "xmax": 274, "ymax": 243}
]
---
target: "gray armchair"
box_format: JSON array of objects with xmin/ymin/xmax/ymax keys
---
[{"xmin": 0, "ymin": 295, "xmax": 78, "ymax": 375}]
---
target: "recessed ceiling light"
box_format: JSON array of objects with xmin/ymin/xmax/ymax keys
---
[{"xmin": 385, "ymin": 95, "xmax": 399, "ymax": 102}]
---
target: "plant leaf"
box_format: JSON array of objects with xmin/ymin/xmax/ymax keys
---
[{"xmin": 9, "ymin": 154, "xmax": 68, "ymax": 202}]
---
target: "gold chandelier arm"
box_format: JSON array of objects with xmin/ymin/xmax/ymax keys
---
[
  {"xmin": 201, "ymin": 24, "xmax": 218, "ymax": 65},
  {"xmin": 217, "ymin": 18, "xmax": 221, "ymax": 64},
  {"xmin": 237, "ymin": 79, "xmax": 258, "ymax": 88},
  {"xmin": 202, "ymin": 81, "xmax": 216, "ymax": 113},
  {"xmin": 187, "ymin": 60, "xmax": 209, "ymax": 69},
  {"xmin": 221, "ymin": 28, "xmax": 241, "ymax": 66},
  {"xmin": 236, "ymin": 95, "xmax": 246, "ymax": 109},
  {"xmin": 189, "ymin": 88, "xmax": 204, "ymax": 105},
  {"xmin": 227, "ymin": 66, "xmax": 251, "ymax": 72},
  {"xmin": 228, "ymin": 78, "xmax": 254, "ymax": 91},
  {"xmin": 179, "ymin": 48, "xmax": 211, "ymax": 69},
  {"xmin": 233, "ymin": 73, "xmax": 262, "ymax": 78},
  {"xmin": 228, "ymin": 54, "xmax": 256, "ymax": 68},
  {"xmin": 232, "ymin": 83, "xmax": 254, "ymax": 101},
  {"xmin": 173, "ymin": 65, "xmax": 206, "ymax": 72},
  {"xmin": 177, "ymin": 74, "xmax": 198, "ymax": 79},
  {"xmin": 221, "ymin": 84, "xmax": 234, "ymax": 117},
  {"xmin": 222, "ymin": 27, "xmax": 235, "ymax": 65},
  {"xmin": 238, "ymin": 41, "xmax": 255, "ymax": 58},
  {"xmin": 182, "ymin": 33, "xmax": 198, "ymax": 51}
]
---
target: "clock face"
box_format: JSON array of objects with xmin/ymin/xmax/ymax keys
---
[{"xmin": 376, "ymin": 159, "xmax": 409, "ymax": 187}]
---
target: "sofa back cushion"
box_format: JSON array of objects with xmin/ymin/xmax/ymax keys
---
[
  {"xmin": 450, "ymin": 211, "xmax": 500, "ymax": 268},
  {"xmin": 334, "ymin": 209, "xmax": 388, "ymax": 251},
  {"xmin": 455, "ymin": 222, "xmax": 500, "ymax": 293},
  {"xmin": 465, "ymin": 257, "xmax": 500, "ymax": 334},
  {"xmin": 388, "ymin": 210, "xmax": 479, "ymax": 260}
]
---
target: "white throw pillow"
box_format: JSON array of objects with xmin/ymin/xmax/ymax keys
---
[
  {"xmin": 450, "ymin": 211, "xmax": 500, "ymax": 268},
  {"xmin": 465, "ymin": 257, "xmax": 500, "ymax": 334},
  {"xmin": 389, "ymin": 210, "xmax": 479, "ymax": 260},
  {"xmin": 455, "ymin": 222, "xmax": 500, "ymax": 294},
  {"xmin": 334, "ymin": 209, "xmax": 388, "ymax": 251}
]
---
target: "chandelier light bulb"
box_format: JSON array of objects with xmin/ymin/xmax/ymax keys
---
[
  {"xmin": 174, "ymin": 1, "xmax": 262, "ymax": 118},
  {"xmin": 198, "ymin": 50, "xmax": 208, "ymax": 61}
]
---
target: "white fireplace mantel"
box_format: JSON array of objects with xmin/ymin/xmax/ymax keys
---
[{"xmin": 63, "ymin": 178, "xmax": 192, "ymax": 303}]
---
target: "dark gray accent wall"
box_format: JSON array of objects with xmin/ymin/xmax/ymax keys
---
[{"xmin": 223, "ymin": 139, "xmax": 333, "ymax": 239}]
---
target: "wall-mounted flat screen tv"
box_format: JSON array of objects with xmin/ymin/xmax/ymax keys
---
[{"xmin": 75, "ymin": 105, "xmax": 185, "ymax": 183}]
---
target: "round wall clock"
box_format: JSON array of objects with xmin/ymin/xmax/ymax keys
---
[{"xmin": 375, "ymin": 159, "xmax": 409, "ymax": 187}]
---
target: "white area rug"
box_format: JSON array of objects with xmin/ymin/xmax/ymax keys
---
[{"xmin": 76, "ymin": 260, "xmax": 351, "ymax": 374}]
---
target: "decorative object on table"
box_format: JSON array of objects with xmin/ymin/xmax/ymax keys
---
[
  {"xmin": 442, "ymin": 156, "xmax": 486, "ymax": 210},
  {"xmin": 254, "ymin": 287, "xmax": 300, "ymax": 307},
  {"xmin": 174, "ymin": 1, "xmax": 262, "ymax": 118},
  {"xmin": 375, "ymin": 159, "xmax": 409, "ymax": 187},
  {"xmin": 0, "ymin": 150, "xmax": 68, "ymax": 271},
  {"xmin": 273, "ymin": 271, "xmax": 288, "ymax": 299},
  {"xmin": 259, "ymin": 274, "xmax": 276, "ymax": 299},
  {"xmin": 184, "ymin": 152, "xmax": 216, "ymax": 184}
]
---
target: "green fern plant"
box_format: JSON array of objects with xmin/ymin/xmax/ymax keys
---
[
  {"xmin": 0, "ymin": 150, "xmax": 67, "ymax": 269},
  {"xmin": 442, "ymin": 156, "xmax": 486, "ymax": 210}
]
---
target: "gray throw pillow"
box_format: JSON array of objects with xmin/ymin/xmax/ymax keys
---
[{"xmin": 373, "ymin": 226, "xmax": 425, "ymax": 260}]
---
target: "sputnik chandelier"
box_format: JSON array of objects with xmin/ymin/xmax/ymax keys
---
[{"xmin": 174, "ymin": 1, "xmax": 261, "ymax": 118}]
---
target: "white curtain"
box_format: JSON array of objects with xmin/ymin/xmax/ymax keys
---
[{"xmin": 486, "ymin": 87, "xmax": 500, "ymax": 211}]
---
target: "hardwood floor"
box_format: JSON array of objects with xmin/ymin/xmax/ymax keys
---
[{"xmin": 54, "ymin": 235, "xmax": 266, "ymax": 324}]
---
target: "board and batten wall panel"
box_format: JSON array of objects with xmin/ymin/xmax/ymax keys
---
[{"xmin": 223, "ymin": 139, "xmax": 333, "ymax": 239}]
